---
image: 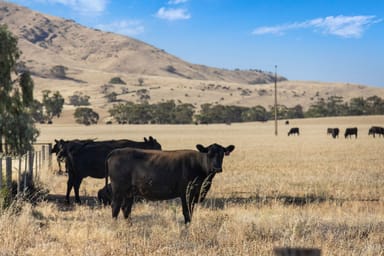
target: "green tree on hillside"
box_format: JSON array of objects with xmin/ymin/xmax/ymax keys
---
[{"xmin": 74, "ymin": 107, "xmax": 99, "ymax": 125}]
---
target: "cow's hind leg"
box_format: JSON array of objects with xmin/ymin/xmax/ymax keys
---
[
  {"xmin": 181, "ymin": 195, "xmax": 192, "ymax": 224},
  {"xmin": 122, "ymin": 197, "xmax": 134, "ymax": 219},
  {"xmin": 112, "ymin": 193, "xmax": 123, "ymax": 218}
]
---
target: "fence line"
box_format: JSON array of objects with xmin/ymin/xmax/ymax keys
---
[{"xmin": 0, "ymin": 143, "xmax": 52, "ymax": 195}]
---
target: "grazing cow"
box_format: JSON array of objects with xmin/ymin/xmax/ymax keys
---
[
  {"xmin": 60, "ymin": 136, "xmax": 162, "ymax": 203},
  {"xmin": 344, "ymin": 127, "xmax": 358, "ymax": 139},
  {"xmin": 288, "ymin": 127, "xmax": 300, "ymax": 136},
  {"xmin": 368, "ymin": 126, "xmax": 384, "ymax": 138},
  {"xmin": 327, "ymin": 128, "xmax": 339, "ymax": 139},
  {"xmin": 106, "ymin": 143, "xmax": 235, "ymax": 224}
]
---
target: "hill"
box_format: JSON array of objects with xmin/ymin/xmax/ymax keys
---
[{"xmin": 1, "ymin": 2, "xmax": 384, "ymax": 124}]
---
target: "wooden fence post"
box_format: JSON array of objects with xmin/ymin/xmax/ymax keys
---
[
  {"xmin": 48, "ymin": 143, "xmax": 52, "ymax": 171},
  {"xmin": 24, "ymin": 153, "xmax": 28, "ymax": 192},
  {"xmin": 6, "ymin": 156, "xmax": 12, "ymax": 191},
  {"xmin": 0, "ymin": 156, "xmax": 2, "ymax": 188},
  {"xmin": 42, "ymin": 145, "xmax": 46, "ymax": 161},
  {"xmin": 28, "ymin": 151, "xmax": 34, "ymax": 179},
  {"xmin": 17, "ymin": 156, "xmax": 22, "ymax": 193}
]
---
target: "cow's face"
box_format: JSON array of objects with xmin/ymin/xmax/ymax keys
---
[
  {"xmin": 51, "ymin": 139, "xmax": 64, "ymax": 154},
  {"xmin": 196, "ymin": 143, "xmax": 235, "ymax": 173}
]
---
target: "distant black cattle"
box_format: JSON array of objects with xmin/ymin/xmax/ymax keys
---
[
  {"xmin": 344, "ymin": 127, "xmax": 358, "ymax": 139},
  {"xmin": 285, "ymin": 120, "xmax": 290, "ymax": 125},
  {"xmin": 59, "ymin": 136, "xmax": 162, "ymax": 203},
  {"xmin": 327, "ymin": 128, "xmax": 339, "ymax": 139},
  {"xmin": 288, "ymin": 127, "xmax": 300, "ymax": 136},
  {"xmin": 106, "ymin": 143, "xmax": 235, "ymax": 224},
  {"xmin": 368, "ymin": 126, "xmax": 384, "ymax": 138}
]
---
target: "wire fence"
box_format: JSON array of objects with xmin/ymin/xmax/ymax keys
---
[{"xmin": 0, "ymin": 143, "xmax": 52, "ymax": 194}]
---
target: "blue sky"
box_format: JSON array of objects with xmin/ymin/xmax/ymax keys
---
[{"xmin": 7, "ymin": 0, "xmax": 384, "ymax": 87}]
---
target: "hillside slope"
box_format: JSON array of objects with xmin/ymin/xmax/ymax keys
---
[
  {"xmin": 0, "ymin": 2, "xmax": 284, "ymax": 84},
  {"xmin": 1, "ymin": 2, "xmax": 384, "ymax": 124}
]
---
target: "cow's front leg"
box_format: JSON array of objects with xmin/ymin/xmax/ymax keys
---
[
  {"xmin": 73, "ymin": 178, "xmax": 83, "ymax": 204},
  {"xmin": 66, "ymin": 175, "xmax": 74, "ymax": 204}
]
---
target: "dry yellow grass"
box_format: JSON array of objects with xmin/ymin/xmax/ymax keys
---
[{"xmin": 1, "ymin": 116, "xmax": 383, "ymax": 255}]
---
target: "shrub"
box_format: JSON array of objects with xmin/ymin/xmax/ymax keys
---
[
  {"xmin": 74, "ymin": 107, "xmax": 99, "ymax": 125},
  {"xmin": 109, "ymin": 77, "xmax": 126, "ymax": 85}
]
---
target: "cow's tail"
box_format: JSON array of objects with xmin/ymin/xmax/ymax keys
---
[{"xmin": 105, "ymin": 153, "xmax": 110, "ymax": 195}]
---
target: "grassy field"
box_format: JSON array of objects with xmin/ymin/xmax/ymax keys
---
[{"xmin": 1, "ymin": 116, "xmax": 383, "ymax": 255}]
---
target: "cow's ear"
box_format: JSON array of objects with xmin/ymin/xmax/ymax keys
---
[
  {"xmin": 144, "ymin": 137, "xmax": 148, "ymax": 142},
  {"xmin": 149, "ymin": 136, "xmax": 154, "ymax": 141},
  {"xmin": 196, "ymin": 144, "xmax": 208, "ymax": 153},
  {"xmin": 225, "ymin": 145, "xmax": 235, "ymax": 156},
  {"xmin": 55, "ymin": 139, "xmax": 59, "ymax": 143}
]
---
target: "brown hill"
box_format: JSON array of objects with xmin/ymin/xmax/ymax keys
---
[
  {"xmin": 1, "ymin": 2, "xmax": 384, "ymax": 124},
  {"xmin": 0, "ymin": 2, "xmax": 283, "ymax": 84}
]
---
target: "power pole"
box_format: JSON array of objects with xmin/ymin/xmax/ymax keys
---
[{"xmin": 274, "ymin": 65, "xmax": 278, "ymax": 136}]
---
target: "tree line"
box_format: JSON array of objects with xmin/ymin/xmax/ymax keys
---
[{"xmin": 107, "ymin": 95, "xmax": 384, "ymax": 125}]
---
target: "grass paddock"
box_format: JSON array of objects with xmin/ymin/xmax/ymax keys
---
[{"xmin": 1, "ymin": 116, "xmax": 383, "ymax": 255}]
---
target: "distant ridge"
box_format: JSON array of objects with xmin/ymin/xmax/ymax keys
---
[{"xmin": 0, "ymin": 1, "xmax": 285, "ymax": 84}]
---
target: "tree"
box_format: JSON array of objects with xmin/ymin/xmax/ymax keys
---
[
  {"xmin": 42, "ymin": 90, "xmax": 64, "ymax": 122},
  {"xmin": 348, "ymin": 97, "xmax": 366, "ymax": 116},
  {"xmin": 174, "ymin": 103, "xmax": 195, "ymax": 124},
  {"xmin": 74, "ymin": 107, "xmax": 99, "ymax": 125},
  {"xmin": 109, "ymin": 77, "xmax": 126, "ymax": 85},
  {"xmin": 68, "ymin": 91, "xmax": 90, "ymax": 106},
  {"xmin": 50, "ymin": 65, "xmax": 67, "ymax": 79},
  {"xmin": 105, "ymin": 92, "xmax": 118, "ymax": 103},
  {"xmin": 242, "ymin": 105, "xmax": 269, "ymax": 122},
  {"xmin": 0, "ymin": 25, "xmax": 39, "ymax": 155}
]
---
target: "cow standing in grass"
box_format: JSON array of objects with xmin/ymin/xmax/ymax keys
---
[
  {"xmin": 327, "ymin": 128, "xmax": 339, "ymax": 139},
  {"xmin": 344, "ymin": 127, "xmax": 358, "ymax": 139},
  {"xmin": 59, "ymin": 137, "xmax": 162, "ymax": 203},
  {"xmin": 368, "ymin": 126, "xmax": 384, "ymax": 138},
  {"xmin": 288, "ymin": 127, "xmax": 300, "ymax": 136},
  {"xmin": 106, "ymin": 143, "xmax": 235, "ymax": 224}
]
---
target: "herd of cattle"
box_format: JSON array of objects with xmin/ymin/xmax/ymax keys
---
[
  {"xmin": 50, "ymin": 125, "xmax": 382, "ymax": 223},
  {"xmin": 287, "ymin": 126, "xmax": 384, "ymax": 138},
  {"xmin": 51, "ymin": 137, "xmax": 235, "ymax": 223}
]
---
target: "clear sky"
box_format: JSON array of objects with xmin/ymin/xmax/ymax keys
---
[{"xmin": 7, "ymin": 0, "xmax": 384, "ymax": 87}]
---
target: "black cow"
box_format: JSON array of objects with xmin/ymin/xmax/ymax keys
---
[
  {"xmin": 288, "ymin": 127, "xmax": 300, "ymax": 136},
  {"xmin": 98, "ymin": 183, "xmax": 112, "ymax": 205},
  {"xmin": 51, "ymin": 139, "xmax": 94, "ymax": 173},
  {"xmin": 327, "ymin": 128, "xmax": 339, "ymax": 139},
  {"xmin": 344, "ymin": 127, "xmax": 358, "ymax": 139},
  {"xmin": 106, "ymin": 143, "xmax": 235, "ymax": 224},
  {"xmin": 368, "ymin": 126, "xmax": 384, "ymax": 138},
  {"xmin": 61, "ymin": 136, "xmax": 162, "ymax": 203}
]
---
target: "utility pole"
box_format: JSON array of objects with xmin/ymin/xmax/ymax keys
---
[{"xmin": 274, "ymin": 65, "xmax": 278, "ymax": 136}]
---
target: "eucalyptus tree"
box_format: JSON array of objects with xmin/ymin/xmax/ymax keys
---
[{"xmin": 0, "ymin": 25, "xmax": 39, "ymax": 155}]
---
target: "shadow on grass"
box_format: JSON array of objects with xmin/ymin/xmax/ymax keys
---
[{"xmin": 44, "ymin": 193, "xmax": 380, "ymax": 212}]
